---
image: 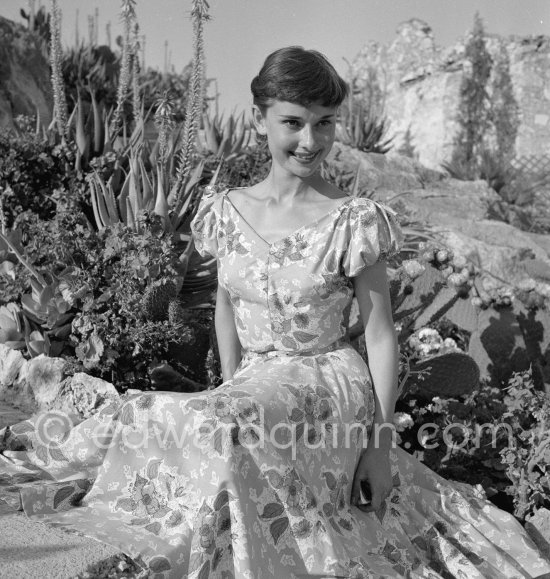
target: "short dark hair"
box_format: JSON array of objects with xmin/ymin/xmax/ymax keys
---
[{"xmin": 251, "ymin": 46, "xmax": 348, "ymax": 111}]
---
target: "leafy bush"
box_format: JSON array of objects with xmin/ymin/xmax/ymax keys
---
[
  {"xmin": 211, "ymin": 139, "xmax": 271, "ymax": 189},
  {"xmin": 1, "ymin": 209, "xmax": 196, "ymax": 390},
  {"xmin": 396, "ymin": 365, "xmax": 549, "ymax": 520},
  {"xmin": 72, "ymin": 217, "xmax": 195, "ymax": 390},
  {"xmin": 0, "ymin": 128, "xmax": 72, "ymax": 226}
]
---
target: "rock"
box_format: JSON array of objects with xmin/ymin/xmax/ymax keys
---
[
  {"xmin": 0, "ymin": 16, "xmax": 53, "ymax": 130},
  {"xmin": 52, "ymin": 373, "xmax": 120, "ymax": 419},
  {"xmin": 26, "ymin": 355, "xmax": 66, "ymax": 411},
  {"xmin": 2, "ymin": 359, "xmax": 35, "ymax": 414},
  {"xmin": 329, "ymin": 149, "xmax": 550, "ymax": 289},
  {"xmin": 431, "ymin": 220, "xmax": 549, "ymax": 287},
  {"xmin": 0, "ymin": 344, "xmax": 25, "ymax": 389},
  {"xmin": 376, "ymin": 178, "xmax": 500, "ymax": 222},
  {"xmin": 328, "ymin": 143, "xmax": 426, "ymax": 193},
  {"xmin": 525, "ymin": 508, "xmax": 550, "ymax": 561},
  {"xmin": 352, "ymin": 19, "xmax": 550, "ymax": 168}
]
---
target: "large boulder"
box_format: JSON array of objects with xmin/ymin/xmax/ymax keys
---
[
  {"xmin": 25, "ymin": 355, "xmax": 66, "ymax": 410},
  {"xmin": 0, "ymin": 344, "xmax": 25, "ymax": 391},
  {"xmin": 0, "ymin": 16, "xmax": 53, "ymax": 129},
  {"xmin": 52, "ymin": 373, "xmax": 120, "ymax": 419}
]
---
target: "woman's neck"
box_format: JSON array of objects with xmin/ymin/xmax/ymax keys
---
[{"xmin": 262, "ymin": 167, "xmax": 324, "ymax": 204}]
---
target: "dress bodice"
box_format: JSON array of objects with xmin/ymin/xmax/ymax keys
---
[{"xmin": 190, "ymin": 188, "xmax": 402, "ymax": 354}]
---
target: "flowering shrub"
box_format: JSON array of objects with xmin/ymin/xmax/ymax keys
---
[{"xmin": 395, "ymin": 366, "xmax": 549, "ymax": 520}]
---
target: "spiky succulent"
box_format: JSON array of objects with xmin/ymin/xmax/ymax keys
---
[
  {"xmin": 168, "ymin": 299, "xmax": 187, "ymax": 327},
  {"xmin": 142, "ymin": 279, "xmax": 178, "ymax": 322}
]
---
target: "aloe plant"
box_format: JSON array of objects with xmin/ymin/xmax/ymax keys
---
[
  {"xmin": 48, "ymin": 0, "xmax": 68, "ymax": 138},
  {"xmin": 73, "ymin": 89, "xmax": 110, "ymax": 172},
  {"xmin": 337, "ymin": 89, "xmax": 393, "ymax": 154},
  {"xmin": 88, "ymin": 151, "xmax": 207, "ymax": 234},
  {"xmin": 172, "ymin": 0, "xmax": 210, "ymax": 214},
  {"xmin": 0, "ymin": 303, "xmax": 26, "ymax": 350},
  {"xmin": 110, "ymin": 0, "xmax": 137, "ymax": 135},
  {"xmin": 201, "ymin": 110, "xmax": 250, "ymax": 161}
]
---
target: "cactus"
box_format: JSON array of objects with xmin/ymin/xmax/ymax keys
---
[
  {"xmin": 167, "ymin": 299, "xmax": 188, "ymax": 327},
  {"xmin": 141, "ymin": 279, "xmax": 179, "ymax": 322},
  {"xmin": 408, "ymin": 352, "xmax": 480, "ymax": 399}
]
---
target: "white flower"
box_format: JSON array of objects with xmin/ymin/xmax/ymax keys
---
[
  {"xmin": 394, "ymin": 412, "xmax": 414, "ymax": 432},
  {"xmin": 418, "ymin": 328, "xmax": 440, "ymax": 341},
  {"xmin": 401, "ymin": 259, "xmax": 425, "ymax": 280},
  {"xmin": 443, "ymin": 338, "xmax": 459, "ymax": 351}
]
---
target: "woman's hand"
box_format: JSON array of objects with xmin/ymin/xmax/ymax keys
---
[{"xmin": 351, "ymin": 445, "xmax": 393, "ymax": 513}]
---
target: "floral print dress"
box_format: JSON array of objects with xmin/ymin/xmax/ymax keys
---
[{"xmin": 1, "ymin": 188, "xmax": 549, "ymax": 579}]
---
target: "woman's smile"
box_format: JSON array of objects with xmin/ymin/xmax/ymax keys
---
[{"xmin": 290, "ymin": 150, "xmax": 321, "ymax": 163}]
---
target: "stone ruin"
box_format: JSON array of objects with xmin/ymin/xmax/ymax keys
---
[{"xmin": 351, "ymin": 18, "xmax": 550, "ymax": 170}]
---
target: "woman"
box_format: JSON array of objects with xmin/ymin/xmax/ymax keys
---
[
  {"xmin": 205, "ymin": 47, "xmax": 398, "ymax": 514},
  {"xmin": 1, "ymin": 47, "xmax": 549, "ymax": 578}
]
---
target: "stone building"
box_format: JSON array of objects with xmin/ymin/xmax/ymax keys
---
[{"xmin": 351, "ymin": 19, "xmax": 550, "ymax": 170}]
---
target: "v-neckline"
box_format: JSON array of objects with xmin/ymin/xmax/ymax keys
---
[{"xmin": 223, "ymin": 188, "xmax": 354, "ymax": 247}]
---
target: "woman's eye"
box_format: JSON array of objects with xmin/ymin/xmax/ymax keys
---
[
  {"xmin": 283, "ymin": 120, "xmax": 300, "ymax": 127},
  {"xmin": 318, "ymin": 120, "xmax": 333, "ymax": 127}
]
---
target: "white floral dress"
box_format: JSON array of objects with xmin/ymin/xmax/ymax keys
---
[{"xmin": 1, "ymin": 188, "xmax": 549, "ymax": 579}]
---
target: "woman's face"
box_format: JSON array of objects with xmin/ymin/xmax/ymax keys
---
[{"xmin": 253, "ymin": 100, "xmax": 337, "ymax": 179}]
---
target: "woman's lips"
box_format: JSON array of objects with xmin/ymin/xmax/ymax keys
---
[{"xmin": 291, "ymin": 151, "xmax": 319, "ymax": 163}]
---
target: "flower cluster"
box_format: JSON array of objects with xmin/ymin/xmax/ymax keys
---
[
  {"xmin": 471, "ymin": 276, "xmax": 515, "ymax": 309},
  {"xmin": 516, "ymin": 277, "xmax": 550, "ymax": 310},
  {"xmin": 407, "ymin": 328, "xmax": 461, "ymax": 359}
]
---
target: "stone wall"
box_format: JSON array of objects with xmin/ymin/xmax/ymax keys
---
[
  {"xmin": 351, "ymin": 19, "xmax": 550, "ymax": 169},
  {"xmin": 0, "ymin": 16, "xmax": 53, "ymax": 130}
]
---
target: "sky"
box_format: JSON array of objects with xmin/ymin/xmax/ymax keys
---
[{"xmin": 1, "ymin": 0, "xmax": 549, "ymax": 114}]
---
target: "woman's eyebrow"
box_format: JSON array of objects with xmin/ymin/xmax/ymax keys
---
[{"xmin": 277, "ymin": 114, "xmax": 336, "ymax": 119}]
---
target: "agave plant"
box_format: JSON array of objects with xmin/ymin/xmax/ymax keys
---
[
  {"xmin": 337, "ymin": 100, "xmax": 393, "ymax": 154},
  {"xmin": 201, "ymin": 110, "xmax": 251, "ymax": 161},
  {"xmin": 72, "ymin": 89, "xmax": 111, "ymax": 172},
  {"xmin": 88, "ymin": 151, "xmax": 208, "ymax": 235}
]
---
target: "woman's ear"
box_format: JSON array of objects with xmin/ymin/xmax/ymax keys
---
[{"xmin": 252, "ymin": 105, "xmax": 267, "ymax": 136}]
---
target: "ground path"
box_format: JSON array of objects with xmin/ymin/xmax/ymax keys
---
[{"xmin": 0, "ymin": 402, "xmax": 142, "ymax": 578}]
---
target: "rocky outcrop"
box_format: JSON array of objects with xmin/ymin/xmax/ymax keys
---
[
  {"xmin": 0, "ymin": 345, "xmax": 120, "ymax": 419},
  {"xmin": 329, "ymin": 143, "xmax": 550, "ymax": 288},
  {"xmin": 351, "ymin": 19, "xmax": 550, "ymax": 169},
  {"xmin": 0, "ymin": 16, "xmax": 53, "ymax": 129}
]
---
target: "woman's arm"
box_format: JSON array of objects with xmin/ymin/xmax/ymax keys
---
[
  {"xmin": 215, "ymin": 283, "xmax": 243, "ymax": 381},
  {"xmin": 350, "ymin": 260, "xmax": 399, "ymax": 510}
]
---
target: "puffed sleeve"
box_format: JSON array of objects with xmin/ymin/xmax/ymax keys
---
[
  {"xmin": 190, "ymin": 186, "xmax": 222, "ymax": 258},
  {"xmin": 342, "ymin": 198, "xmax": 403, "ymax": 277}
]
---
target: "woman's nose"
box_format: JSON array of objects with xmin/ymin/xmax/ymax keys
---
[{"xmin": 299, "ymin": 125, "xmax": 315, "ymax": 148}]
